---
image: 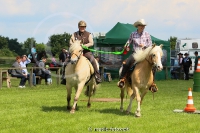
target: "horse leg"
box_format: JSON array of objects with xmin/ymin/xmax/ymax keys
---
[
  {"xmin": 140, "ymin": 90, "xmax": 148, "ymax": 105},
  {"xmin": 135, "ymin": 89, "xmax": 141, "ymax": 117},
  {"xmin": 70, "ymin": 83, "xmax": 84, "ymax": 114},
  {"xmin": 87, "ymin": 85, "xmax": 91, "ymax": 108},
  {"xmin": 120, "ymin": 88, "xmax": 125, "ymax": 112},
  {"xmin": 126, "ymin": 92, "xmax": 135, "ymax": 114},
  {"xmin": 66, "ymin": 84, "xmax": 72, "ymax": 110}
]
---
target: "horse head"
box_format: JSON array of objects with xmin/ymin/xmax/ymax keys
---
[
  {"xmin": 69, "ymin": 40, "xmax": 83, "ymax": 64},
  {"xmin": 149, "ymin": 44, "xmax": 163, "ymax": 71}
]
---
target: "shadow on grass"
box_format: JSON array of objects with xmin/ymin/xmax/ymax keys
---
[
  {"xmin": 41, "ymin": 105, "xmax": 85, "ymax": 112},
  {"xmin": 97, "ymin": 108, "xmax": 134, "ymax": 116},
  {"xmin": 41, "ymin": 106, "xmax": 67, "ymax": 112}
]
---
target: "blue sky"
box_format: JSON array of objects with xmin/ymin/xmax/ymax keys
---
[{"xmin": 1, "ymin": 0, "xmax": 200, "ymax": 43}]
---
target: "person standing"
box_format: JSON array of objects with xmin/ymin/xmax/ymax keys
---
[
  {"xmin": 182, "ymin": 53, "xmax": 192, "ymax": 80},
  {"xmin": 69, "ymin": 20, "xmax": 102, "ymax": 84},
  {"xmin": 11, "ymin": 56, "xmax": 27, "ymax": 88},
  {"xmin": 177, "ymin": 52, "xmax": 183, "ymax": 66},
  {"xmin": 20, "ymin": 55, "xmax": 36, "ymax": 86},
  {"xmin": 194, "ymin": 51, "xmax": 200, "ymax": 71},
  {"xmin": 118, "ymin": 19, "xmax": 152, "ymax": 88}
]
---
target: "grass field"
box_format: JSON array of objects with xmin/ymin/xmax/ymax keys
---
[{"xmin": 0, "ymin": 78, "xmax": 200, "ymax": 133}]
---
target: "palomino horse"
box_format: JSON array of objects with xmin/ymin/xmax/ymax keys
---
[
  {"xmin": 65, "ymin": 40, "xmax": 97, "ymax": 113},
  {"xmin": 119, "ymin": 44, "xmax": 163, "ymax": 117}
]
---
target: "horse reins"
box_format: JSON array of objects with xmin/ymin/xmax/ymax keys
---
[{"xmin": 70, "ymin": 50, "xmax": 83, "ymax": 62}]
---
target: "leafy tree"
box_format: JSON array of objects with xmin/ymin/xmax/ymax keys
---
[
  {"xmin": 7, "ymin": 37, "xmax": 26, "ymax": 55},
  {"xmin": 0, "ymin": 35, "xmax": 8, "ymax": 49},
  {"xmin": 0, "ymin": 48, "xmax": 17, "ymax": 57},
  {"xmin": 23, "ymin": 37, "xmax": 36, "ymax": 53},
  {"xmin": 47, "ymin": 32, "xmax": 71, "ymax": 56},
  {"xmin": 35, "ymin": 43, "xmax": 45, "ymax": 53},
  {"xmin": 168, "ymin": 36, "xmax": 177, "ymax": 50}
]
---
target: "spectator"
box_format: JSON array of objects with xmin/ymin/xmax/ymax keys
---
[
  {"xmin": 51, "ymin": 53, "xmax": 58, "ymax": 67},
  {"xmin": 35, "ymin": 57, "xmax": 52, "ymax": 85},
  {"xmin": 59, "ymin": 48, "xmax": 67, "ymax": 65},
  {"xmin": 20, "ymin": 55, "xmax": 36, "ymax": 86},
  {"xmin": 31, "ymin": 45, "xmax": 37, "ymax": 62},
  {"xmin": 59, "ymin": 48, "xmax": 67, "ymax": 78},
  {"xmin": 182, "ymin": 53, "xmax": 192, "ymax": 80},
  {"xmin": 177, "ymin": 52, "xmax": 183, "ymax": 66},
  {"xmin": 65, "ymin": 50, "xmax": 71, "ymax": 63},
  {"xmin": 194, "ymin": 51, "xmax": 200, "ymax": 71},
  {"xmin": 11, "ymin": 56, "xmax": 27, "ymax": 88},
  {"xmin": 45, "ymin": 65, "xmax": 52, "ymax": 84}
]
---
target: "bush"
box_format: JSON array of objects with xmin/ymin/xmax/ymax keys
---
[{"xmin": 0, "ymin": 48, "xmax": 17, "ymax": 57}]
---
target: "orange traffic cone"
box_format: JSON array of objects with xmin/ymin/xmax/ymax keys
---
[
  {"xmin": 196, "ymin": 58, "xmax": 200, "ymax": 72},
  {"xmin": 184, "ymin": 88, "xmax": 196, "ymax": 112}
]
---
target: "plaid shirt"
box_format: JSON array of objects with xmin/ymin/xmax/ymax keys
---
[{"xmin": 126, "ymin": 30, "xmax": 152, "ymax": 51}]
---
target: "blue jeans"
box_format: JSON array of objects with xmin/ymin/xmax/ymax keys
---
[
  {"xmin": 11, "ymin": 74, "xmax": 27, "ymax": 86},
  {"xmin": 27, "ymin": 73, "xmax": 36, "ymax": 86}
]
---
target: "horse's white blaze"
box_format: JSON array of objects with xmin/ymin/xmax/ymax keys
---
[{"xmin": 156, "ymin": 51, "xmax": 163, "ymax": 71}]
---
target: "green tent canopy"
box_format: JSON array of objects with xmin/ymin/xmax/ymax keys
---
[
  {"xmin": 95, "ymin": 22, "xmax": 171, "ymax": 80},
  {"xmin": 96, "ymin": 22, "xmax": 169, "ymax": 47}
]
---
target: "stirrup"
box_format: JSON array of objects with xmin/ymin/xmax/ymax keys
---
[
  {"xmin": 149, "ymin": 83, "xmax": 158, "ymax": 93},
  {"xmin": 117, "ymin": 79, "xmax": 125, "ymax": 89}
]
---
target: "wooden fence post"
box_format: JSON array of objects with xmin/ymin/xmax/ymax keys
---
[
  {"xmin": 0, "ymin": 69, "xmax": 2, "ymax": 89},
  {"xmin": 57, "ymin": 68, "xmax": 60, "ymax": 85},
  {"xmin": 29, "ymin": 68, "xmax": 33, "ymax": 87}
]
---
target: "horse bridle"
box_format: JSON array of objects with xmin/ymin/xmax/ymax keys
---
[{"xmin": 70, "ymin": 49, "xmax": 83, "ymax": 64}]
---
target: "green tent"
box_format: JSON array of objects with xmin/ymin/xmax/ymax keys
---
[{"xmin": 95, "ymin": 22, "xmax": 171, "ymax": 80}]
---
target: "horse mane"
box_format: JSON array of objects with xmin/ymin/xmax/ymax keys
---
[
  {"xmin": 69, "ymin": 40, "xmax": 82, "ymax": 53},
  {"xmin": 134, "ymin": 45, "xmax": 163, "ymax": 63}
]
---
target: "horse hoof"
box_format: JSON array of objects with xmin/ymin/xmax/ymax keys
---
[
  {"xmin": 87, "ymin": 103, "xmax": 91, "ymax": 108},
  {"xmin": 67, "ymin": 106, "xmax": 71, "ymax": 110},
  {"xmin": 126, "ymin": 111, "xmax": 130, "ymax": 114},
  {"xmin": 135, "ymin": 113, "xmax": 141, "ymax": 117},
  {"xmin": 70, "ymin": 110, "xmax": 75, "ymax": 114}
]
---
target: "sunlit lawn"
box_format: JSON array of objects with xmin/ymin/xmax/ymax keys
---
[{"xmin": 0, "ymin": 78, "xmax": 200, "ymax": 133}]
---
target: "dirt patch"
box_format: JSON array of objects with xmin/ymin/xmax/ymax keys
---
[{"xmin": 80, "ymin": 98, "xmax": 121, "ymax": 102}]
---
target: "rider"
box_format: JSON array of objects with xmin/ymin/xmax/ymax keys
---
[
  {"xmin": 118, "ymin": 19, "xmax": 153, "ymax": 88},
  {"xmin": 69, "ymin": 20, "xmax": 102, "ymax": 84}
]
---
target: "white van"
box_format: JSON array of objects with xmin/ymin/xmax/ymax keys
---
[{"xmin": 175, "ymin": 38, "xmax": 200, "ymax": 74}]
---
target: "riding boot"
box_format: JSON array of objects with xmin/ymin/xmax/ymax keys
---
[
  {"xmin": 91, "ymin": 59, "xmax": 102, "ymax": 84},
  {"xmin": 118, "ymin": 64, "xmax": 129, "ymax": 88},
  {"xmin": 149, "ymin": 68, "xmax": 158, "ymax": 92}
]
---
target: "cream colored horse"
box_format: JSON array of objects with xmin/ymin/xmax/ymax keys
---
[
  {"xmin": 120, "ymin": 44, "xmax": 163, "ymax": 117},
  {"xmin": 66, "ymin": 40, "xmax": 97, "ymax": 113}
]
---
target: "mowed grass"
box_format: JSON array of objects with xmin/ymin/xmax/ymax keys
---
[{"xmin": 0, "ymin": 78, "xmax": 200, "ymax": 133}]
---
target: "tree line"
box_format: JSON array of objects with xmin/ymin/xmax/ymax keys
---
[
  {"xmin": 0, "ymin": 32, "xmax": 71, "ymax": 57},
  {"xmin": 0, "ymin": 32, "xmax": 177, "ymax": 57}
]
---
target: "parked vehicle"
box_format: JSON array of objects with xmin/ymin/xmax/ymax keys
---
[{"xmin": 175, "ymin": 38, "xmax": 200, "ymax": 75}]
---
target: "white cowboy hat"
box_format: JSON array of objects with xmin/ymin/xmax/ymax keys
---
[{"xmin": 133, "ymin": 19, "xmax": 147, "ymax": 27}]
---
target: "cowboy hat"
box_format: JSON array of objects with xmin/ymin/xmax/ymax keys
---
[
  {"xmin": 184, "ymin": 53, "xmax": 189, "ymax": 55},
  {"xmin": 177, "ymin": 52, "xmax": 183, "ymax": 55},
  {"xmin": 133, "ymin": 19, "xmax": 147, "ymax": 27}
]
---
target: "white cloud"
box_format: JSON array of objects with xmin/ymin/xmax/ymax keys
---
[
  {"xmin": 0, "ymin": 0, "xmax": 200, "ymax": 42},
  {"xmin": 0, "ymin": 0, "xmax": 34, "ymax": 15}
]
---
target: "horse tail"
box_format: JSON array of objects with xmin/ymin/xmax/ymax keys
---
[{"xmin": 84, "ymin": 84, "xmax": 97, "ymax": 97}]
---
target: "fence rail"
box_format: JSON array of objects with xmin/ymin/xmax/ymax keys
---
[{"xmin": 0, "ymin": 67, "xmax": 61, "ymax": 89}]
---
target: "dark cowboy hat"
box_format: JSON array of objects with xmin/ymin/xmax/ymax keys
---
[
  {"xmin": 177, "ymin": 52, "xmax": 183, "ymax": 55},
  {"xmin": 184, "ymin": 53, "xmax": 189, "ymax": 55}
]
